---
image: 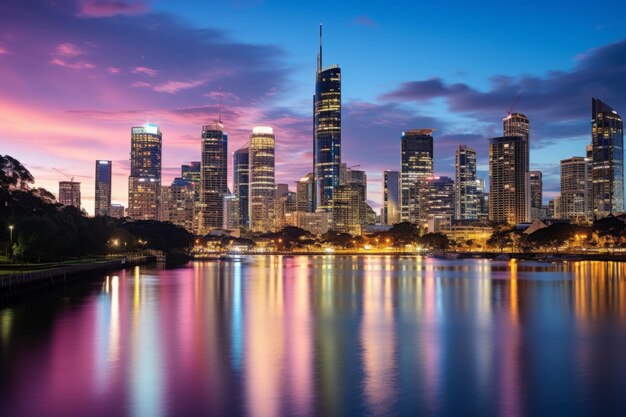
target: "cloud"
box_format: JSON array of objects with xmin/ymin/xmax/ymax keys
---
[
  {"xmin": 77, "ymin": 0, "xmax": 149, "ymax": 17},
  {"xmin": 55, "ymin": 42, "xmax": 83, "ymax": 57},
  {"xmin": 50, "ymin": 58, "xmax": 96, "ymax": 69},
  {"xmin": 352, "ymin": 15, "xmax": 379, "ymax": 28},
  {"xmin": 132, "ymin": 66, "xmax": 157, "ymax": 76},
  {"xmin": 0, "ymin": 46, "xmax": 10, "ymax": 55},
  {"xmin": 153, "ymin": 79, "xmax": 205, "ymax": 94}
]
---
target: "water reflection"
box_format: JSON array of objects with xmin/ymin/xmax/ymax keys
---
[{"xmin": 1, "ymin": 257, "xmax": 626, "ymax": 417}]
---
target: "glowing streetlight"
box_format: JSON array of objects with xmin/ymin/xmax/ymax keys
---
[{"xmin": 8, "ymin": 225, "xmax": 14, "ymax": 245}]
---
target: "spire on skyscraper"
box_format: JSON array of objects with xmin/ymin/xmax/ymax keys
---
[{"xmin": 317, "ymin": 23, "xmax": 322, "ymax": 73}]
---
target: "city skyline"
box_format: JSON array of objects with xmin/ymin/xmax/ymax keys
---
[{"xmin": 2, "ymin": 0, "xmax": 626, "ymax": 216}]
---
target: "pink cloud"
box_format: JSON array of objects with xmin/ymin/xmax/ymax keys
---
[
  {"xmin": 50, "ymin": 58, "xmax": 96, "ymax": 69},
  {"xmin": 153, "ymin": 80, "xmax": 205, "ymax": 94},
  {"xmin": 0, "ymin": 46, "xmax": 10, "ymax": 55},
  {"xmin": 131, "ymin": 66, "xmax": 157, "ymax": 76},
  {"xmin": 131, "ymin": 81, "xmax": 151, "ymax": 87},
  {"xmin": 77, "ymin": 0, "xmax": 149, "ymax": 17},
  {"xmin": 56, "ymin": 43, "xmax": 82, "ymax": 57},
  {"xmin": 108, "ymin": 66, "xmax": 120, "ymax": 74}
]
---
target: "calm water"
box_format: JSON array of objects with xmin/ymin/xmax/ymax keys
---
[{"xmin": 2, "ymin": 256, "xmax": 626, "ymax": 417}]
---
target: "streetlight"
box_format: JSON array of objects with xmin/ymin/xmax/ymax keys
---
[{"xmin": 8, "ymin": 225, "xmax": 13, "ymax": 245}]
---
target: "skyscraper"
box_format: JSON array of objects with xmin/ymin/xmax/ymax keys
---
[
  {"xmin": 223, "ymin": 193, "xmax": 240, "ymax": 230},
  {"xmin": 400, "ymin": 129, "xmax": 434, "ymax": 222},
  {"xmin": 128, "ymin": 124, "xmax": 161, "ymax": 220},
  {"xmin": 591, "ymin": 98, "xmax": 624, "ymax": 217},
  {"xmin": 382, "ymin": 170, "xmax": 400, "ymax": 225},
  {"xmin": 488, "ymin": 135, "xmax": 529, "ymax": 224},
  {"xmin": 249, "ymin": 126, "xmax": 275, "ymax": 232},
  {"xmin": 502, "ymin": 112, "xmax": 531, "ymax": 222},
  {"xmin": 420, "ymin": 176, "xmax": 455, "ymax": 226},
  {"xmin": 161, "ymin": 178, "xmax": 195, "ymax": 232},
  {"xmin": 296, "ymin": 173, "xmax": 315, "ymax": 212},
  {"xmin": 181, "ymin": 161, "xmax": 201, "ymax": 198},
  {"xmin": 333, "ymin": 183, "xmax": 364, "ymax": 235},
  {"xmin": 313, "ymin": 25, "xmax": 341, "ymax": 213},
  {"xmin": 560, "ymin": 157, "xmax": 592, "ymax": 223},
  {"xmin": 455, "ymin": 145, "xmax": 478, "ymax": 220},
  {"xmin": 199, "ymin": 121, "xmax": 228, "ymax": 233},
  {"xmin": 59, "ymin": 181, "xmax": 81, "ymax": 209},
  {"xmin": 94, "ymin": 160, "xmax": 112, "ymax": 216},
  {"xmin": 233, "ymin": 146, "xmax": 250, "ymax": 227},
  {"xmin": 529, "ymin": 170, "xmax": 543, "ymax": 219}
]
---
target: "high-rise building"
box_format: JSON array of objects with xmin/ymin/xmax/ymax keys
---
[
  {"xmin": 59, "ymin": 181, "xmax": 81, "ymax": 209},
  {"xmin": 530, "ymin": 171, "xmax": 543, "ymax": 219},
  {"xmin": 233, "ymin": 147, "xmax": 250, "ymax": 228},
  {"xmin": 560, "ymin": 157, "xmax": 593, "ymax": 223},
  {"xmin": 94, "ymin": 160, "xmax": 112, "ymax": 216},
  {"xmin": 591, "ymin": 98, "xmax": 624, "ymax": 217},
  {"xmin": 274, "ymin": 191, "xmax": 296, "ymax": 230},
  {"xmin": 287, "ymin": 211, "xmax": 330, "ymax": 236},
  {"xmin": 181, "ymin": 161, "xmax": 201, "ymax": 198},
  {"xmin": 313, "ymin": 25, "xmax": 341, "ymax": 213},
  {"xmin": 199, "ymin": 122, "xmax": 228, "ymax": 233},
  {"xmin": 275, "ymin": 183, "xmax": 289, "ymax": 198},
  {"xmin": 420, "ymin": 176, "xmax": 455, "ymax": 226},
  {"xmin": 476, "ymin": 178, "xmax": 489, "ymax": 220},
  {"xmin": 296, "ymin": 173, "xmax": 315, "ymax": 212},
  {"xmin": 489, "ymin": 135, "xmax": 530, "ymax": 224},
  {"xmin": 161, "ymin": 178, "xmax": 195, "ymax": 232},
  {"xmin": 382, "ymin": 170, "xmax": 400, "ymax": 225},
  {"xmin": 223, "ymin": 193, "xmax": 240, "ymax": 230},
  {"xmin": 502, "ymin": 112, "xmax": 530, "ymax": 221},
  {"xmin": 249, "ymin": 126, "xmax": 276, "ymax": 232},
  {"xmin": 332, "ymin": 183, "xmax": 364, "ymax": 235},
  {"xmin": 128, "ymin": 124, "xmax": 161, "ymax": 220},
  {"xmin": 109, "ymin": 204, "xmax": 125, "ymax": 218},
  {"xmin": 400, "ymin": 129, "xmax": 434, "ymax": 222},
  {"xmin": 455, "ymin": 145, "xmax": 478, "ymax": 220}
]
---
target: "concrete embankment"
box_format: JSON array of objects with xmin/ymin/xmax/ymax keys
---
[{"xmin": 0, "ymin": 255, "xmax": 154, "ymax": 300}]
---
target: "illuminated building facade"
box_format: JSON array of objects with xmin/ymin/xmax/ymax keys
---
[
  {"xmin": 233, "ymin": 147, "xmax": 250, "ymax": 227},
  {"xmin": 420, "ymin": 176, "xmax": 455, "ymax": 226},
  {"xmin": 591, "ymin": 98, "xmax": 624, "ymax": 217},
  {"xmin": 59, "ymin": 181, "xmax": 81, "ymax": 209},
  {"xmin": 313, "ymin": 25, "xmax": 341, "ymax": 213},
  {"xmin": 249, "ymin": 126, "xmax": 275, "ymax": 232},
  {"xmin": 560, "ymin": 157, "xmax": 593, "ymax": 222},
  {"xmin": 296, "ymin": 173, "xmax": 314, "ymax": 212},
  {"xmin": 400, "ymin": 129, "xmax": 434, "ymax": 222},
  {"xmin": 529, "ymin": 170, "xmax": 543, "ymax": 219},
  {"xmin": 332, "ymin": 183, "xmax": 364, "ymax": 235},
  {"xmin": 128, "ymin": 124, "xmax": 161, "ymax": 220},
  {"xmin": 94, "ymin": 160, "xmax": 111, "ymax": 216},
  {"xmin": 161, "ymin": 178, "xmax": 195, "ymax": 232},
  {"xmin": 489, "ymin": 135, "xmax": 529, "ymax": 224},
  {"xmin": 200, "ymin": 122, "xmax": 228, "ymax": 232},
  {"xmin": 382, "ymin": 170, "xmax": 399, "ymax": 225},
  {"xmin": 455, "ymin": 145, "xmax": 478, "ymax": 220}
]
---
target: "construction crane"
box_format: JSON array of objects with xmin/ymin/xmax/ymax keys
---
[
  {"xmin": 52, "ymin": 168, "xmax": 74, "ymax": 183},
  {"xmin": 349, "ymin": 164, "xmax": 361, "ymax": 169}
]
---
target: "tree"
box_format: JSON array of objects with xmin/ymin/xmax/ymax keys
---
[
  {"xmin": 0, "ymin": 154, "xmax": 34, "ymax": 190},
  {"xmin": 418, "ymin": 233, "xmax": 450, "ymax": 250}
]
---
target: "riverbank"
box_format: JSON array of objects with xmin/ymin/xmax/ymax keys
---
[
  {"xmin": 0, "ymin": 255, "xmax": 157, "ymax": 301},
  {"xmin": 193, "ymin": 251, "xmax": 626, "ymax": 262}
]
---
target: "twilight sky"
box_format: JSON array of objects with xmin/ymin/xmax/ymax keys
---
[{"xmin": 1, "ymin": 0, "xmax": 626, "ymax": 215}]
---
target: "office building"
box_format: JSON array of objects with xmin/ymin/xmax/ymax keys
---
[
  {"xmin": 94, "ymin": 160, "xmax": 112, "ymax": 216},
  {"xmin": 530, "ymin": 171, "xmax": 543, "ymax": 219},
  {"xmin": 489, "ymin": 134, "xmax": 530, "ymax": 224},
  {"xmin": 420, "ymin": 176, "xmax": 455, "ymax": 226},
  {"xmin": 223, "ymin": 193, "xmax": 240, "ymax": 230},
  {"xmin": 109, "ymin": 204, "xmax": 125, "ymax": 218},
  {"xmin": 249, "ymin": 126, "xmax": 276, "ymax": 232},
  {"xmin": 560, "ymin": 157, "xmax": 592, "ymax": 222},
  {"xmin": 400, "ymin": 128, "xmax": 434, "ymax": 222},
  {"xmin": 233, "ymin": 147, "xmax": 250, "ymax": 227},
  {"xmin": 161, "ymin": 178, "xmax": 195, "ymax": 232},
  {"xmin": 455, "ymin": 145, "xmax": 478, "ymax": 220},
  {"xmin": 382, "ymin": 170, "xmax": 400, "ymax": 225},
  {"xmin": 59, "ymin": 181, "xmax": 81, "ymax": 209},
  {"xmin": 332, "ymin": 183, "xmax": 364, "ymax": 235},
  {"xmin": 313, "ymin": 25, "xmax": 341, "ymax": 213},
  {"xmin": 199, "ymin": 121, "xmax": 228, "ymax": 233},
  {"xmin": 591, "ymin": 98, "xmax": 624, "ymax": 217},
  {"xmin": 296, "ymin": 173, "xmax": 315, "ymax": 212},
  {"xmin": 128, "ymin": 124, "xmax": 161, "ymax": 220}
]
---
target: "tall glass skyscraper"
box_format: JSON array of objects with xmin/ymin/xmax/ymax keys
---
[
  {"xmin": 400, "ymin": 129, "xmax": 434, "ymax": 222},
  {"xmin": 591, "ymin": 98, "xmax": 624, "ymax": 217},
  {"xmin": 233, "ymin": 146, "xmax": 250, "ymax": 227},
  {"xmin": 502, "ymin": 112, "xmax": 530, "ymax": 222},
  {"xmin": 313, "ymin": 25, "xmax": 341, "ymax": 213},
  {"xmin": 249, "ymin": 126, "xmax": 275, "ymax": 232},
  {"xmin": 200, "ymin": 122, "xmax": 228, "ymax": 233},
  {"xmin": 128, "ymin": 124, "xmax": 161, "ymax": 220},
  {"xmin": 95, "ymin": 160, "xmax": 112, "ymax": 216},
  {"xmin": 455, "ymin": 145, "xmax": 478, "ymax": 220},
  {"xmin": 382, "ymin": 170, "xmax": 400, "ymax": 225},
  {"xmin": 489, "ymin": 135, "xmax": 529, "ymax": 224}
]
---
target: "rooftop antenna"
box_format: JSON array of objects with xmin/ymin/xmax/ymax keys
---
[
  {"xmin": 218, "ymin": 87, "xmax": 222, "ymax": 124},
  {"xmin": 507, "ymin": 91, "xmax": 524, "ymax": 115},
  {"xmin": 317, "ymin": 23, "xmax": 322, "ymax": 73}
]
